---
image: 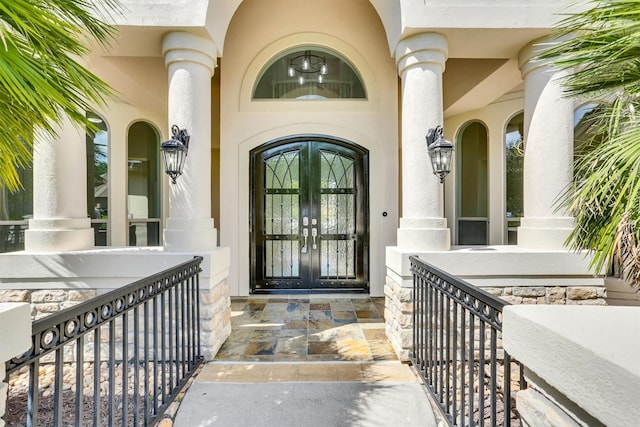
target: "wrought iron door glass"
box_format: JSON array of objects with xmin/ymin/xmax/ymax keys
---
[{"xmin": 251, "ymin": 137, "xmax": 368, "ymax": 292}]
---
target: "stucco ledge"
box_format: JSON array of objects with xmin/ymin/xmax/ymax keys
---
[
  {"xmin": 0, "ymin": 303, "xmax": 31, "ymax": 362},
  {"xmin": 503, "ymin": 305, "xmax": 640, "ymax": 427}
]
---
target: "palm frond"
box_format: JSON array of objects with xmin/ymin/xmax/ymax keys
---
[{"xmin": 0, "ymin": 0, "xmax": 119, "ymax": 192}]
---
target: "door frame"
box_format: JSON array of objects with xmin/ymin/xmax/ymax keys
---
[{"xmin": 249, "ymin": 134, "xmax": 369, "ymax": 294}]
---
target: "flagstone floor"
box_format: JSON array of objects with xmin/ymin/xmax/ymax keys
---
[{"xmin": 214, "ymin": 296, "xmax": 398, "ymax": 362}]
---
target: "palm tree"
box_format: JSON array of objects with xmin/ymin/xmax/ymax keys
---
[
  {"xmin": 0, "ymin": 0, "xmax": 119, "ymax": 192},
  {"xmin": 542, "ymin": 0, "xmax": 640, "ymax": 286}
]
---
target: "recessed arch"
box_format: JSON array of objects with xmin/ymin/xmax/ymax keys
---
[
  {"xmin": 240, "ymin": 33, "xmax": 379, "ymax": 111},
  {"xmin": 249, "ymin": 134, "xmax": 369, "ymax": 292}
]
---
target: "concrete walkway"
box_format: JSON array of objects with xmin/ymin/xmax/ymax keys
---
[{"xmin": 173, "ymin": 361, "xmax": 438, "ymax": 427}]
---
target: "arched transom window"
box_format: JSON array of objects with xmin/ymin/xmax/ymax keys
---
[{"xmin": 254, "ymin": 47, "xmax": 366, "ymax": 99}]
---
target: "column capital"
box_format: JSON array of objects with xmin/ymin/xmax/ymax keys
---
[
  {"xmin": 162, "ymin": 31, "xmax": 218, "ymax": 75},
  {"xmin": 518, "ymin": 35, "xmax": 567, "ymax": 78},
  {"xmin": 396, "ymin": 33, "xmax": 448, "ymax": 77}
]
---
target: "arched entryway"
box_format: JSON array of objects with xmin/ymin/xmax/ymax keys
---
[{"xmin": 250, "ymin": 135, "xmax": 369, "ymax": 293}]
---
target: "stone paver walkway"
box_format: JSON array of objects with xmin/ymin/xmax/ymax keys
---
[
  {"xmin": 216, "ymin": 296, "xmax": 396, "ymax": 362},
  {"xmin": 172, "ymin": 296, "xmax": 438, "ymax": 426}
]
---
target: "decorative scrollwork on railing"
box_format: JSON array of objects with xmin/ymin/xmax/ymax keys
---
[{"xmin": 7, "ymin": 257, "xmax": 203, "ymax": 374}]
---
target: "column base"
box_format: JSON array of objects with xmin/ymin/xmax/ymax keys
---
[
  {"xmin": 164, "ymin": 218, "xmax": 218, "ymax": 252},
  {"xmin": 517, "ymin": 217, "xmax": 574, "ymax": 250},
  {"xmin": 397, "ymin": 218, "xmax": 451, "ymax": 251},
  {"xmin": 25, "ymin": 218, "xmax": 94, "ymax": 252}
]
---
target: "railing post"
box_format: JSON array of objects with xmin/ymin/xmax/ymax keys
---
[{"xmin": 0, "ymin": 303, "xmax": 31, "ymax": 427}]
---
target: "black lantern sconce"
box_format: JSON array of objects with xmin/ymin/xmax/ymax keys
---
[
  {"xmin": 425, "ymin": 126, "xmax": 454, "ymax": 184},
  {"xmin": 161, "ymin": 125, "xmax": 190, "ymax": 184}
]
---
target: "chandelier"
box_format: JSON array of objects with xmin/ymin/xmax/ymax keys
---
[{"xmin": 287, "ymin": 50, "xmax": 328, "ymax": 85}]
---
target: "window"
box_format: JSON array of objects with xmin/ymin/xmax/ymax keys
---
[
  {"xmin": 127, "ymin": 122, "xmax": 161, "ymax": 246},
  {"xmin": 574, "ymin": 102, "xmax": 603, "ymax": 160},
  {"xmin": 254, "ymin": 47, "xmax": 366, "ymax": 99},
  {"xmin": 505, "ymin": 113, "xmax": 524, "ymax": 245},
  {"xmin": 0, "ymin": 162, "xmax": 32, "ymax": 253},
  {"xmin": 457, "ymin": 122, "xmax": 488, "ymax": 245},
  {"xmin": 86, "ymin": 112, "xmax": 109, "ymax": 246}
]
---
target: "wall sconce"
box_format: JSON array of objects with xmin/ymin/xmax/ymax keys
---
[
  {"xmin": 425, "ymin": 126, "xmax": 454, "ymax": 184},
  {"xmin": 161, "ymin": 125, "xmax": 190, "ymax": 184}
]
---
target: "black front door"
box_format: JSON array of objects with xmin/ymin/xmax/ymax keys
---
[{"xmin": 250, "ymin": 136, "xmax": 369, "ymax": 292}]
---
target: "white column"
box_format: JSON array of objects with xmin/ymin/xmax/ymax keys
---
[
  {"xmin": 395, "ymin": 33, "xmax": 450, "ymax": 251},
  {"xmin": 162, "ymin": 32, "xmax": 218, "ymax": 252},
  {"xmin": 517, "ymin": 38, "xmax": 574, "ymax": 250},
  {"xmin": 25, "ymin": 115, "xmax": 93, "ymax": 251}
]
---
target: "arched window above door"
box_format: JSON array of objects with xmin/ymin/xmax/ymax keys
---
[{"xmin": 253, "ymin": 47, "xmax": 366, "ymax": 99}]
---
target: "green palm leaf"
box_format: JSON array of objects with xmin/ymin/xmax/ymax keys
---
[
  {"xmin": 543, "ymin": 0, "xmax": 640, "ymax": 287},
  {"xmin": 0, "ymin": 0, "xmax": 119, "ymax": 191}
]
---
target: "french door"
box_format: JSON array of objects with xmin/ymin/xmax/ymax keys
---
[{"xmin": 250, "ymin": 136, "xmax": 369, "ymax": 292}]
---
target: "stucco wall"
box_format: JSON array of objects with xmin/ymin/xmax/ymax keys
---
[{"xmin": 219, "ymin": 0, "xmax": 399, "ymax": 296}]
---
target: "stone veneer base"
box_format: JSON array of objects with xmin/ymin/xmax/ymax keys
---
[{"xmin": 384, "ymin": 246, "xmax": 606, "ymax": 361}]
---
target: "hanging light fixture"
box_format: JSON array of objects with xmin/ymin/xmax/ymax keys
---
[
  {"xmin": 287, "ymin": 50, "xmax": 327, "ymax": 85},
  {"xmin": 161, "ymin": 125, "xmax": 190, "ymax": 184},
  {"xmin": 425, "ymin": 126, "xmax": 454, "ymax": 184}
]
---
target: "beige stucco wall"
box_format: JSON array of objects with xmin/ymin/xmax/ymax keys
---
[{"xmin": 219, "ymin": 0, "xmax": 399, "ymax": 296}]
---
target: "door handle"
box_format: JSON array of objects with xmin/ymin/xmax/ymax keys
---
[
  {"xmin": 311, "ymin": 227, "xmax": 317, "ymax": 250},
  {"xmin": 302, "ymin": 228, "xmax": 309, "ymax": 253}
]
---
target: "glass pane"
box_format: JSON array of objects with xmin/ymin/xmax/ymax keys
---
[
  {"xmin": 128, "ymin": 122, "xmax": 161, "ymax": 246},
  {"xmin": 321, "ymin": 194, "xmax": 355, "ymax": 234},
  {"xmin": 266, "ymin": 240, "xmax": 299, "ymax": 278},
  {"xmin": 254, "ymin": 48, "xmax": 366, "ymax": 99},
  {"xmin": 321, "ymin": 240, "xmax": 355, "ymax": 278},
  {"xmin": 459, "ymin": 122, "xmax": 488, "ymax": 218},
  {"xmin": 320, "ymin": 150, "xmax": 354, "ymax": 189},
  {"xmin": 0, "ymin": 157, "xmax": 32, "ymax": 253},
  {"xmin": 506, "ymin": 113, "xmax": 524, "ymax": 245},
  {"xmin": 86, "ymin": 113, "xmax": 109, "ymax": 246},
  {"xmin": 458, "ymin": 220, "xmax": 488, "ymax": 245},
  {"xmin": 265, "ymin": 150, "xmax": 299, "ymax": 190},
  {"xmin": 574, "ymin": 102, "xmax": 604, "ymax": 159},
  {"xmin": 265, "ymin": 194, "xmax": 299, "ymax": 234}
]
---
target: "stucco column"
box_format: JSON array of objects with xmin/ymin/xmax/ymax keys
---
[
  {"xmin": 25, "ymin": 115, "xmax": 94, "ymax": 251},
  {"xmin": 162, "ymin": 32, "xmax": 218, "ymax": 252},
  {"xmin": 395, "ymin": 33, "xmax": 450, "ymax": 251},
  {"xmin": 517, "ymin": 38, "xmax": 574, "ymax": 250}
]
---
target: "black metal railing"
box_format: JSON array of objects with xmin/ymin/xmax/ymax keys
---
[
  {"xmin": 410, "ymin": 256, "xmax": 525, "ymax": 427},
  {"xmin": 5, "ymin": 256, "xmax": 204, "ymax": 427}
]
